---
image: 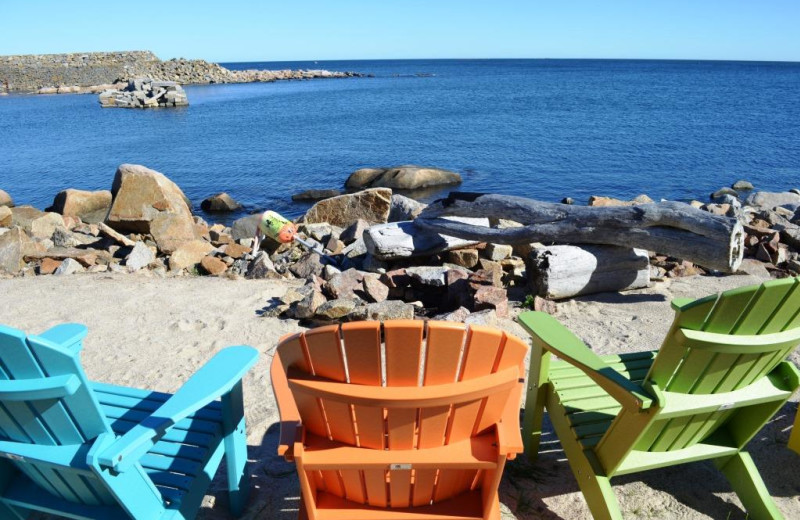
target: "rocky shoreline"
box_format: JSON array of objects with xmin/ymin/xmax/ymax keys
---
[
  {"xmin": 0, "ymin": 51, "xmax": 368, "ymax": 94},
  {"xmin": 1, "ymin": 164, "xmax": 799, "ymax": 328}
]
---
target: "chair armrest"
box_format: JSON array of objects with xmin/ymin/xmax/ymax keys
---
[
  {"xmin": 98, "ymin": 346, "xmax": 258, "ymax": 472},
  {"xmin": 36, "ymin": 323, "xmax": 88, "ymax": 355},
  {"xmin": 518, "ymin": 311, "xmax": 657, "ymax": 410},
  {"xmin": 496, "ymin": 374, "xmax": 524, "ymax": 458},
  {"xmin": 271, "ymin": 351, "xmax": 302, "ymax": 460}
]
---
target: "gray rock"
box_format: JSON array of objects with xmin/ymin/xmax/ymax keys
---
[
  {"xmin": 746, "ymin": 191, "xmax": 800, "ymax": 210},
  {"xmin": 291, "ymin": 189, "xmax": 343, "ymax": 201},
  {"xmin": 388, "ymin": 194, "xmax": 427, "ymax": 222},
  {"xmin": 289, "ymin": 252, "xmax": 324, "ymax": 279},
  {"xmin": 361, "ymin": 254, "xmax": 388, "ymax": 273},
  {"xmin": 432, "ymin": 306, "xmax": 471, "ymax": 322},
  {"xmin": 732, "ymin": 180, "xmax": 754, "ymax": 191},
  {"xmin": 303, "ymin": 223, "xmax": 332, "ymax": 242},
  {"xmin": 406, "ymin": 266, "xmax": 449, "ymax": 287},
  {"xmin": 232, "ymin": 214, "xmax": 262, "ymax": 241},
  {"xmin": 126, "ymin": 241, "xmax": 155, "ymax": 271},
  {"xmin": 711, "ymin": 187, "xmax": 738, "ymax": 201},
  {"xmin": 340, "ymin": 219, "xmax": 370, "ymax": 244},
  {"xmin": 294, "ymin": 289, "xmax": 327, "ymax": 319},
  {"xmin": 354, "ymin": 300, "xmax": 415, "ymax": 321},
  {"xmin": 322, "ymin": 264, "xmax": 341, "ymax": 280},
  {"xmin": 342, "ymin": 238, "xmax": 367, "ymax": 259},
  {"xmin": 464, "ymin": 309, "xmax": 499, "ymax": 327},
  {"xmin": 315, "ymin": 298, "xmax": 359, "ymax": 320},
  {"xmin": 561, "ymin": 197, "xmax": 574, "ymax": 205},
  {"xmin": 483, "ymin": 243, "xmax": 513, "ymax": 261},
  {"xmin": 201, "ymin": 192, "xmax": 242, "ymax": 212},
  {"xmin": 325, "ymin": 268, "xmax": 365, "ymax": 299},
  {"xmin": 53, "ymin": 258, "xmax": 85, "ymax": 276},
  {"xmin": 246, "ymin": 251, "xmax": 282, "ymax": 279}
]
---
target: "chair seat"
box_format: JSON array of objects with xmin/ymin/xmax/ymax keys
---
[
  {"xmin": 549, "ymin": 350, "xmax": 657, "ymax": 449},
  {"xmin": 313, "ymin": 489, "xmax": 487, "ymax": 520},
  {"xmin": 91, "ymin": 381, "xmax": 225, "ymax": 508}
]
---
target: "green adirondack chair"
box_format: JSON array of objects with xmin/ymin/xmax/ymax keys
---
[
  {"xmin": 0, "ymin": 322, "xmax": 258, "ymax": 519},
  {"xmin": 520, "ymin": 276, "xmax": 800, "ymax": 520}
]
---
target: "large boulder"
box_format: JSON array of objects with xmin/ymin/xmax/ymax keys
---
[
  {"xmin": 11, "ymin": 206, "xmax": 66, "ymax": 239},
  {"xmin": 0, "ymin": 228, "xmax": 34, "ymax": 274},
  {"xmin": 201, "ymin": 192, "xmax": 242, "ymax": 212},
  {"xmin": 303, "ymin": 188, "xmax": 392, "ymax": 228},
  {"xmin": 345, "ymin": 166, "xmax": 462, "ymax": 190},
  {"xmin": 48, "ymin": 189, "xmax": 112, "ymax": 223},
  {"xmin": 746, "ymin": 191, "xmax": 800, "ymax": 210},
  {"xmin": 106, "ymin": 164, "xmax": 193, "ymax": 233},
  {"xmin": 291, "ymin": 189, "xmax": 343, "ymax": 201},
  {"xmin": 0, "ymin": 189, "xmax": 13, "ymax": 208}
]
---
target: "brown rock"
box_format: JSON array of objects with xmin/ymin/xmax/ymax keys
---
[
  {"xmin": 0, "ymin": 189, "xmax": 13, "ymax": 208},
  {"xmin": 106, "ymin": 164, "xmax": 192, "ymax": 233},
  {"xmin": 150, "ymin": 212, "xmax": 198, "ymax": 254},
  {"xmin": 48, "ymin": 189, "xmax": 112, "ymax": 222},
  {"xmin": 345, "ymin": 166, "xmax": 462, "ymax": 190},
  {"xmin": 315, "ymin": 298, "xmax": 360, "ymax": 320},
  {"xmin": 472, "ymin": 286, "xmax": 509, "ymax": 317},
  {"xmin": 470, "ymin": 260, "xmax": 503, "ymax": 288},
  {"xmin": 168, "ymin": 240, "xmax": 215, "ymax": 271},
  {"xmin": 446, "ymin": 269, "xmax": 472, "ymax": 309},
  {"xmin": 0, "ymin": 228, "xmax": 34, "ymax": 274},
  {"xmin": 246, "ymin": 252, "xmax": 282, "ymax": 279},
  {"xmin": 588, "ymin": 194, "xmax": 654, "ymax": 207},
  {"xmin": 353, "ymin": 300, "xmax": 415, "ymax": 321},
  {"xmin": 291, "ymin": 189, "xmax": 343, "ymax": 201},
  {"xmin": 294, "ymin": 289, "xmax": 328, "ymax": 319},
  {"xmin": 200, "ymin": 255, "xmax": 228, "ymax": 275},
  {"xmin": 532, "ymin": 296, "xmax": 557, "ymax": 314},
  {"xmin": 223, "ymin": 243, "xmax": 251, "ymax": 259},
  {"xmin": 325, "ymin": 236, "xmax": 344, "ymax": 254},
  {"xmin": 446, "ymin": 248, "xmax": 479, "ymax": 268},
  {"xmin": 363, "ymin": 276, "xmax": 389, "ymax": 303},
  {"xmin": 289, "ymin": 252, "xmax": 325, "ymax": 279},
  {"xmin": 96, "ymin": 222, "xmax": 136, "ymax": 247},
  {"xmin": 0, "ymin": 206, "xmax": 11, "ymax": 227},
  {"xmin": 39, "ymin": 257, "xmax": 62, "ymax": 275},
  {"xmin": 201, "ymin": 192, "xmax": 242, "ymax": 212},
  {"xmin": 303, "ymin": 188, "xmax": 392, "ymax": 228}
]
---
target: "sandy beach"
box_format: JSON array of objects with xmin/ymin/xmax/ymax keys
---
[{"xmin": 1, "ymin": 271, "xmax": 797, "ymax": 519}]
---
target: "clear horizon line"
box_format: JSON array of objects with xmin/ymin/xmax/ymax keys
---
[{"xmin": 215, "ymin": 56, "xmax": 800, "ymax": 65}]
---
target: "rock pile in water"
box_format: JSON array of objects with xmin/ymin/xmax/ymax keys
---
[
  {"xmin": 99, "ymin": 78, "xmax": 188, "ymax": 108},
  {"xmin": 0, "ymin": 51, "xmax": 368, "ymax": 94}
]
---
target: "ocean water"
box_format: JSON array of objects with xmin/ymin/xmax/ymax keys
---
[{"xmin": 1, "ymin": 59, "xmax": 799, "ymax": 224}]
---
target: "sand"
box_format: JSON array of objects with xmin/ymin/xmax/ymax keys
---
[{"xmin": 1, "ymin": 271, "xmax": 798, "ymax": 519}]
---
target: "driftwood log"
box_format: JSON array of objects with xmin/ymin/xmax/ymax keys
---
[
  {"xmin": 528, "ymin": 245, "xmax": 650, "ymax": 299},
  {"xmin": 364, "ymin": 217, "xmax": 490, "ymax": 260},
  {"xmin": 415, "ymin": 193, "xmax": 744, "ymax": 272}
]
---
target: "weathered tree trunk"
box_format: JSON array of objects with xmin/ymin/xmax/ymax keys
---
[
  {"xmin": 364, "ymin": 217, "xmax": 490, "ymax": 260},
  {"xmin": 528, "ymin": 245, "xmax": 650, "ymax": 299},
  {"xmin": 415, "ymin": 193, "xmax": 744, "ymax": 272}
]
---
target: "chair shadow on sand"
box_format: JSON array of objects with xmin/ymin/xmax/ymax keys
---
[{"xmin": 498, "ymin": 402, "xmax": 800, "ymax": 520}]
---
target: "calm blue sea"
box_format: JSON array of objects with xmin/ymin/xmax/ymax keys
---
[{"xmin": 1, "ymin": 59, "xmax": 799, "ymax": 224}]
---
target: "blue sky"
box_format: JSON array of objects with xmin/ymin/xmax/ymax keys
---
[{"xmin": 1, "ymin": 1, "xmax": 798, "ymax": 62}]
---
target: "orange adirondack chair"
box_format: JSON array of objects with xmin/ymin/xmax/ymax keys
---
[{"xmin": 271, "ymin": 320, "xmax": 529, "ymax": 520}]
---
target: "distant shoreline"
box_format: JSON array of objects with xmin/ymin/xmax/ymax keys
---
[{"xmin": 0, "ymin": 50, "xmax": 368, "ymax": 94}]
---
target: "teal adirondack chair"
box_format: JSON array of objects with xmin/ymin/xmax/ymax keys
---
[
  {"xmin": 0, "ymin": 322, "xmax": 258, "ymax": 519},
  {"xmin": 520, "ymin": 276, "xmax": 800, "ymax": 519}
]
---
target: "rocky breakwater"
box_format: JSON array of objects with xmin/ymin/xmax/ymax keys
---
[
  {"xmin": 0, "ymin": 51, "xmax": 367, "ymax": 94},
  {"xmin": 99, "ymin": 78, "xmax": 188, "ymax": 108}
]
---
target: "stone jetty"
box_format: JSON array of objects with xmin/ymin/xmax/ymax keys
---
[
  {"xmin": 99, "ymin": 78, "xmax": 188, "ymax": 108},
  {"xmin": 0, "ymin": 51, "xmax": 368, "ymax": 94}
]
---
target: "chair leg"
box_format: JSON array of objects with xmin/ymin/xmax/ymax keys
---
[
  {"xmin": 714, "ymin": 452, "xmax": 784, "ymax": 520},
  {"xmin": 222, "ymin": 381, "xmax": 250, "ymax": 517},
  {"xmin": 522, "ymin": 342, "xmax": 551, "ymax": 461},
  {"xmin": 788, "ymin": 405, "xmax": 800, "ymax": 454}
]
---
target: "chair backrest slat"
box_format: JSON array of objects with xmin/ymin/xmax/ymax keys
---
[
  {"xmin": 304, "ymin": 326, "xmax": 346, "ymax": 382},
  {"xmin": 341, "ymin": 322, "xmax": 381, "ymax": 386},
  {"xmin": 423, "ymin": 323, "xmax": 466, "ymax": 386},
  {"xmin": 385, "ymin": 321, "xmax": 424, "ymax": 387}
]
